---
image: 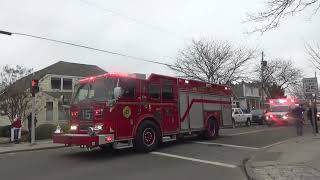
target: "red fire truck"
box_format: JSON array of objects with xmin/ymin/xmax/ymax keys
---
[{"xmin": 53, "ymin": 72, "xmax": 232, "ymax": 152}]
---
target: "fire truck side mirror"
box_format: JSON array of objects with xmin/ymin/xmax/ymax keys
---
[{"xmin": 114, "ymin": 87, "xmax": 122, "ymax": 100}]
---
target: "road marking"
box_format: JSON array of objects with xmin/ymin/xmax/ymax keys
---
[
  {"xmin": 227, "ymin": 127, "xmax": 283, "ymax": 136},
  {"xmin": 151, "ymin": 151, "xmax": 237, "ymax": 168},
  {"xmin": 193, "ymin": 141, "xmax": 260, "ymax": 150},
  {"xmin": 261, "ymin": 137, "xmax": 296, "ymax": 149}
]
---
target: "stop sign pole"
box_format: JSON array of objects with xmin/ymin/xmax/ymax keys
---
[{"xmin": 303, "ymin": 77, "xmax": 319, "ymax": 134}]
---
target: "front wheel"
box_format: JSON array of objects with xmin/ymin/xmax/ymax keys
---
[
  {"xmin": 246, "ymin": 119, "xmax": 251, "ymax": 126},
  {"xmin": 134, "ymin": 121, "xmax": 160, "ymax": 153}
]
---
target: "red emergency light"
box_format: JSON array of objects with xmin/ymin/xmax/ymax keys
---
[
  {"xmin": 279, "ymin": 99, "xmax": 287, "ymax": 103},
  {"xmin": 270, "ymin": 100, "xmax": 274, "ymax": 104},
  {"xmin": 108, "ymin": 72, "xmax": 128, "ymax": 77},
  {"xmin": 106, "ymin": 136, "xmax": 113, "ymax": 143}
]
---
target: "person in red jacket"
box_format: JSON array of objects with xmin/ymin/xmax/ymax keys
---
[{"xmin": 11, "ymin": 115, "xmax": 22, "ymax": 144}]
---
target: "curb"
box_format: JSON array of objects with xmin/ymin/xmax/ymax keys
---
[
  {"xmin": 0, "ymin": 145, "xmax": 65, "ymax": 154},
  {"xmin": 243, "ymin": 136, "xmax": 304, "ymax": 180}
]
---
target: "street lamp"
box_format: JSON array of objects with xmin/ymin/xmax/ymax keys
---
[
  {"xmin": 0, "ymin": 30, "xmax": 37, "ymax": 145},
  {"xmin": 0, "ymin": 30, "xmax": 12, "ymax": 36}
]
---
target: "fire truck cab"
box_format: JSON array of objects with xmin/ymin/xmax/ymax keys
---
[
  {"xmin": 265, "ymin": 98, "xmax": 298, "ymax": 126},
  {"xmin": 53, "ymin": 73, "xmax": 232, "ymax": 152}
]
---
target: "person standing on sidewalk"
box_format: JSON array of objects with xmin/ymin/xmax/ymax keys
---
[
  {"xmin": 11, "ymin": 115, "xmax": 22, "ymax": 144},
  {"xmin": 291, "ymin": 104, "xmax": 305, "ymax": 136}
]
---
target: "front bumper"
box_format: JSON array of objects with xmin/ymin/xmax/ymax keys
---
[{"xmin": 53, "ymin": 133, "xmax": 114, "ymax": 147}]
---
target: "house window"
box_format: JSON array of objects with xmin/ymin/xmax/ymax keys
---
[
  {"xmin": 51, "ymin": 78, "xmax": 61, "ymax": 90},
  {"xmin": 46, "ymin": 102, "xmax": 53, "ymax": 121},
  {"xmin": 63, "ymin": 78, "xmax": 72, "ymax": 90},
  {"xmin": 58, "ymin": 104, "xmax": 70, "ymax": 120},
  {"xmin": 149, "ymin": 84, "xmax": 160, "ymax": 99}
]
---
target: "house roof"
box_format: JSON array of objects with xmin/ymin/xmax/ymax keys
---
[
  {"xmin": 43, "ymin": 91, "xmax": 73, "ymax": 102},
  {"xmin": 232, "ymin": 84, "xmax": 244, "ymax": 99},
  {"xmin": 2, "ymin": 61, "xmax": 107, "ymax": 96}
]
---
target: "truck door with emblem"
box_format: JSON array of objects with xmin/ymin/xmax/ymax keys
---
[
  {"xmin": 161, "ymin": 79, "xmax": 179, "ymax": 134},
  {"xmin": 115, "ymin": 78, "xmax": 140, "ymax": 139}
]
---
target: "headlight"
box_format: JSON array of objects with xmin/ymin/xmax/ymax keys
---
[
  {"xmin": 317, "ymin": 114, "xmax": 320, "ymax": 117},
  {"xmin": 283, "ymin": 115, "xmax": 288, "ymax": 120},
  {"xmin": 94, "ymin": 124, "xmax": 103, "ymax": 130},
  {"xmin": 70, "ymin": 125, "xmax": 78, "ymax": 131}
]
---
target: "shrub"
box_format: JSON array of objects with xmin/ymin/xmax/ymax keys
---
[
  {"xmin": 0, "ymin": 125, "xmax": 12, "ymax": 137},
  {"xmin": 60, "ymin": 123, "xmax": 70, "ymax": 133},
  {"xmin": 35, "ymin": 124, "xmax": 56, "ymax": 140}
]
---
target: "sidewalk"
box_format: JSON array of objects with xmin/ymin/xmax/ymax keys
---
[
  {"xmin": 0, "ymin": 139, "xmax": 65, "ymax": 154},
  {"xmin": 246, "ymin": 134, "xmax": 320, "ymax": 180}
]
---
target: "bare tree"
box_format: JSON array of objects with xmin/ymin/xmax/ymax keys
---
[
  {"xmin": 254, "ymin": 59, "xmax": 302, "ymax": 96},
  {"xmin": 287, "ymin": 81, "xmax": 307, "ymax": 99},
  {"xmin": 170, "ymin": 39, "xmax": 256, "ymax": 84},
  {"xmin": 0, "ymin": 65, "xmax": 33, "ymax": 123},
  {"xmin": 246, "ymin": 0, "xmax": 320, "ymax": 33},
  {"xmin": 306, "ymin": 42, "xmax": 320, "ymax": 70}
]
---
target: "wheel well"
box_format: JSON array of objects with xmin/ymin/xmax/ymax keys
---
[
  {"xmin": 247, "ymin": 117, "xmax": 250, "ymax": 121},
  {"xmin": 135, "ymin": 118, "xmax": 161, "ymax": 137},
  {"xmin": 208, "ymin": 116, "xmax": 219, "ymax": 126}
]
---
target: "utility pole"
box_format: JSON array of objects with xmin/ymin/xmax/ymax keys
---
[
  {"xmin": 315, "ymin": 72, "xmax": 319, "ymax": 133},
  {"xmin": 261, "ymin": 52, "xmax": 266, "ymax": 111},
  {"xmin": 31, "ymin": 94, "xmax": 35, "ymax": 144}
]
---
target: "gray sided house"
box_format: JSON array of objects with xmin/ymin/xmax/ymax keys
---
[
  {"xmin": 232, "ymin": 82, "xmax": 266, "ymax": 112},
  {"xmin": 0, "ymin": 61, "xmax": 106, "ymax": 128}
]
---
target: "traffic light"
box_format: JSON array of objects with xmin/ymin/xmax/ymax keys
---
[{"xmin": 31, "ymin": 79, "xmax": 39, "ymax": 95}]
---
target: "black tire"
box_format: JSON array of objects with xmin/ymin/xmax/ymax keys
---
[
  {"xmin": 204, "ymin": 117, "xmax": 219, "ymax": 139},
  {"xmin": 134, "ymin": 121, "xmax": 160, "ymax": 153},
  {"xmin": 99, "ymin": 144, "xmax": 113, "ymax": 151},
  {"xmin": 232, "ymin": 118, "xmax": 236, "ymax": 128},
  {"xmin": 246, "ymin": 118, "xmax": 251, "ymax": 126},
  {"xmin": 266, "ymin": 121, "xmax": 272, "ymax": 127}
]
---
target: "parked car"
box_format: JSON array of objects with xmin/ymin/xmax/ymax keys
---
[
  {"xmin": 232, "ymin": 108, "xmax": 253, "ymax": 127},
  {"xmin": 251, "ymin": 109, "xmax": 265, "ymax": 125}
]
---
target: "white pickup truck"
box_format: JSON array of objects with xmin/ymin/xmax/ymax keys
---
[{"xmin": 232, "ymin": 108, "xmax": 253, "ymax": 127}]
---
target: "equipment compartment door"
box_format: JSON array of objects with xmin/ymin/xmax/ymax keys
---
[
  {"xmin": 179, "ymin": 92, "xmax": 189, "ymax": 130},
  {"xmin": 221, "ymin": 97, "xmax": 232, "ymax": 126},
  {"xmin": 189, "ymin": 94, "xmax": 204, "ymax": 129}
]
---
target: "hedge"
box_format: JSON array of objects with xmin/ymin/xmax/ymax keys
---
[
  {"xmin": 35, "ymin": 124, "xmax": 57, "ymax": 140},
  {"xmin": 0, "ymin": 125, "xmax": 12, "ymax": 137}
]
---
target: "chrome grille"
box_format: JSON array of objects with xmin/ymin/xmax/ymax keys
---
[{"xmin": 79, "ymin": 124, "xmax": 92, "ymax": 131}]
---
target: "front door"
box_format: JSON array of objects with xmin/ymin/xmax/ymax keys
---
[{"xmin": 161, "ymin": 79, "xmax": 179, "ymax": 134}]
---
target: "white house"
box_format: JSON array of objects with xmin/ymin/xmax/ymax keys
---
[{"xmin": 0, "ymin": 61, "xmax": 106, "ymax": 128}]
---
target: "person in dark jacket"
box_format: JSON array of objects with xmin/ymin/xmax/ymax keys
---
[
  {"xmin": 307, "ymin": 106, "xmax": 317, "ymax": 127},
  {"xmin": 290, "ymin": 104, "xmax": 305, "ymax": 136}
]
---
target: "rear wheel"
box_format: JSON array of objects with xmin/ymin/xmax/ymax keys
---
[
  {"xmin": 258, "ymin": 119, "xmax": 264, "ymax": 125},
  {"xmin": 204, "ymin": 117, "xmax": 219, "ymax": 139},
  {"xmin": 246, "ymin": 119, "xmax": 251, "ymax": 126},
  {"xmin": 232, "ymin": 118, "xmax": 236, "ymax": 128},
  {"xmin": 134, "ymin": 121, "xmax": 160, "ymax": 153}
]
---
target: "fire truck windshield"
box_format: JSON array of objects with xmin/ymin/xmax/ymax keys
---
[
  {"xmin": 270, "ymin": 106, "xmax": 289, "ymax": 112},
  {"xmin": 72, "ymin": 79, "xmax": 115, "ymax": 104}
]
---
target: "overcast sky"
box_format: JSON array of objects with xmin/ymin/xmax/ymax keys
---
[{"xmin": 0, "ymin": 0, "xmax": 319, "ymax": 77}]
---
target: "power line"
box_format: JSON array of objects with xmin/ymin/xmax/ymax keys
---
[
  {"xmin": 2, "ymin": 31, "xmax": 175, "ymax": 67},
  {"xmin": 78, "ymin": 0, "xmax": 187, "ymax": 40}
]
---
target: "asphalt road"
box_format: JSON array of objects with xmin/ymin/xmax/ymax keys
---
[{"xmin": 0, "ymin": 125, "xmax": 313, "ymax": 180}]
